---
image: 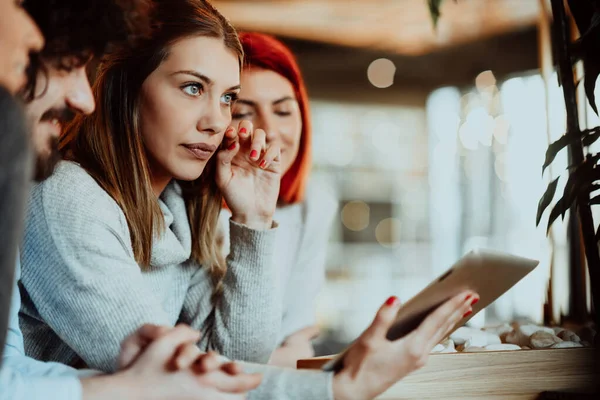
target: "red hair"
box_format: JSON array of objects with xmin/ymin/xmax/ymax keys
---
[{"xmin": 238, "ymin": 32, "xmax": 311, "ymax": 204}]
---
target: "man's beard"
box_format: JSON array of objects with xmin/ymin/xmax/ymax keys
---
[
  {"xmin": 34, "ymin": 135, "xmax": 61, "ymax": 182},
  {"xmin": 34, "ymin": 107, "xmax": 75, "ymax": 182}
]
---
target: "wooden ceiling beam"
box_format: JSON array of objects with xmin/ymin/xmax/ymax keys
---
[{"xmin": 213, "ymin": 0, "xmax": 542, "ymax": 55}]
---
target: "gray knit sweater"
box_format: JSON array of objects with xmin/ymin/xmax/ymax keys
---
[
  {"xmin": 20, "ymin": 161, "xmax": 283, "ymax": 370},
  {"xmin": 19, "ymin": 161, "xmax": 334, "ymax": 399}
]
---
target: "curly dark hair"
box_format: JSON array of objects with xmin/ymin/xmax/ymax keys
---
[{"xmin": 21, "ymin": 0, "xmax": 152, "ymax": 101}]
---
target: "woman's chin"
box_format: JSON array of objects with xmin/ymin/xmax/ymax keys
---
[{"xmin": 172, "ymin": 165, "xmax": 206, "ymax": 182}]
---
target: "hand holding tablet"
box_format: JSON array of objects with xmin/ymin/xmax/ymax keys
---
[{"xmin": 323, "ymin": 249, "xmax": 539, "ymax": 373}]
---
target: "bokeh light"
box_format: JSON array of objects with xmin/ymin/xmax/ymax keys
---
[
  {"xmin": 375, "ymin": 218, "xmax": 402, "ymax": 248},
  {"xmin": 367, "ymin": 58, "xmax": 396, "ymax": 88},
  {"xmin": 475, "ymin": 70, "xmax": 496, "ymax": 92},
  {"xmin": 341, "ymin": 201, "xmax": 370, "ymax": 231}
]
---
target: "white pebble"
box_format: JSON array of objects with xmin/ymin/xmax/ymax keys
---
[
  {"xmin": 550, "ymin": 341, "xmax": 583, "ymax": 349},
  {"xmin": 465, "ymin": 331, "xmax": 501, "ymax": 348},
  {"xmin": 463, "ymin": 346, "xmax": 486, "ymax": 353},
  {"xmin": 505, "ymin": 324, "xmax": 554, "ymax": 347},
  {"xmin": 552, "ymin": 327, "xmax": 565, "ymax": 335},
  {"xmin": 484, "ymin": 344, "xmax": 522, "ymax": 351},
  {"xmin": 431, "ymin": 339, "xmax": 456, "ymax": 354},
  {"xmin": 450, "ymin": 327, "xmax": 481, "ymax": 346},
  {"xmin": 482, "ymin": 323, "xmax": 513, "ymax": 337},
  {"xmin": 530, "ymin": 331, "xmax": 562, "ymax": 349},
  {"xmin": 557, "ymin": 330, "xmax": 581, "ymax": 343}
]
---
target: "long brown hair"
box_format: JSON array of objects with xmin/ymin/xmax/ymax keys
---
[{"xmin": 59, "ymin": 0, "xmax": 242, "ymax": 295}]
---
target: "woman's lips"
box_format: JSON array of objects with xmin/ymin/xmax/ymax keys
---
[{"xmin": 182, "ymin": 143, "xmax": 216, "ymax": 161}]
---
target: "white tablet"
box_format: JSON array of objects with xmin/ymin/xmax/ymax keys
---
[{"xmin": 321, "ymin": 249, "xmax": 539, "ymax": 372}]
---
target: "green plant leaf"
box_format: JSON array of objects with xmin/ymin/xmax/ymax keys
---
[
  {"xmin": 582, "ymin": 127, "xmax": 600, "ymax": 146},
  {"xmin": 584, "ymin": 61, "xmax": 600, "ymax": 114},
  {"xmin": 567, "ymin": 0, "xmax": 600, "ymax": 114},
  {"xmin": 543, "ymin": 129, "xmax": 600, "ymax": 174},
  {"xmin": 428, "ymin": 0, "xmax": 444, "ymax": 27},
  {"xmin": 543, "ymin": 131, "xmax": 580, "ymax": 174},
  {"xmin": 590, "ymin": 194, "xmax": 600, "ymax": 205},
  {"xmin": 546, "ymin": 162, "xmax": 600, "ymax": 234},
  {"xmin": 537, "ymin": 177, "xmax": 561, "ymax": 226},
  {"xmin": 547, "ymin": 197, "xmax": 568, "ymax": 234}
]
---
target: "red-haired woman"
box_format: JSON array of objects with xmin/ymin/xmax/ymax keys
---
[{"xmin": 218, "ymin": 32, "xmax": 337, "ymax": 367}]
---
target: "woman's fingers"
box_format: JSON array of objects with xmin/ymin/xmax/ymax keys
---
[
  {"xmin": 237, "ymin": 120, "xmax": 253, "ymax": 146},
  {"xmin": 428, "ymin": 294, "xmax": 478, "ymax": 349},
  {"xmin": 220, "ymin": 361, "xmax": 244, "ymax": 376},
  {"xmin": 401, "ymin": 291, "xmax": 475, "ymax": 355},
  {"xmin": 174, "ymin": 343, "xmax": 203, "ymax": 370},
  {"xmin": 361, "ymin": 296, "xmax": 402, "ymax": 343},
  {"xmin": 193, "ymin": 351, "xmax": 222, "ymax": 374},
  {"xmin": 118, "ymin": 324, "xmax": 170, "ymax": 369},
  {"xmin": 222, "ymin": 126, "xmax": 238, "ymax": 149},
  {"xmin": 249, "ymin": 128, "xmax": 266, "ymax": 161},
  {"xmin": 258, "ymin": 144, "xmax": 281, "ymax": 172},
  {"xmin": 137, "ymin": 325, "xmax": 201, "ymax": 367},
  {"xmin": 215, "ymin": 137, "xmax": 241, "ymax": 188},
  {"xmin": 201, "ymin": 370, "xmax": 263, "ymax": 394}
]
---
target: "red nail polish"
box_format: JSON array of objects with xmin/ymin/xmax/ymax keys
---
[
  {"xmin": 463, "ymin": 310, "xmax": 473, "ymax": 318},
  {"xmin": 471, "ymin": 297, "xmax": 479, "ymax": 306},
  {"xmin": 385, "ymin": 296, "xmax": 399, "ymax": 306},
  {"xmin": 465, "ymin": 294, "xmax": 472, "ymax": 302},
  {"xmin": 259, "ymin": 160, "xmax": 267, "ymax": 168},
  {"xmin": 239, "ymin": 128, "xmax": 247, "ymax": 134},
  {"xmin": 250, "ymin": 150, "xmax": 258, "ymax": 159},
  {"xmin": 228, "ymin": 142, "xmax": 236, "ymax": 151}
]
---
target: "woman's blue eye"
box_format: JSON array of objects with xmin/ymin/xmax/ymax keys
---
[
  {"xmin": 182, "ymin": 83, "xmax": 202, "ymax": 96},
  {"xmin": 221, "ymin": 93, "xmax": 237, "ymax": 105}
]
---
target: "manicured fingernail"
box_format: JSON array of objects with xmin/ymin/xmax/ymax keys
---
[
  {"xmin": 259, "ymin": 160, "xmax": 267, "ymax": 168},
  {"xmin": 471, "ymin": 297, "xmax": 479, "ymax": 306},
  {"xmin": 239, "ymin": 128, "xmax": 247, "ymax": 134},
  {"xmin": 385, "ymin": 296, "xmax": 399, "ymax": 306},
  {"xmin": 250, "ymin": 150, "xmax": 258, "ymax": 159},
  {"xmin": 228, "ymin": 142, "xmax": 236, "ymax": 151},
  {"xmin": 465, "ymin": 294, "xmax": 472, "ymax": 302},
  {"xmin": 463, "ymin": 310, "xmax": 473, "ymax": 318}
]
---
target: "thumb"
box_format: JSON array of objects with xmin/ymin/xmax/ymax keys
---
[
  {"xmin": 118, "ymin": 324, "xmax": 169, "ymax": 370},
  {"xmin": 361, "ymin": 296, "xmax": 401, "ymax": 342},
  {"xmin": 215, "ymin": 144, "xmax": 238, "ymax": 189},
  {"xmin": 137, "ymin": 325, "xmax": 201, "ymax": 368}
]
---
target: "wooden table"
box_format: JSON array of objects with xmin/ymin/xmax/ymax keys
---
[{"xmin": 298, "ymin": 348, "xmax": 599, "ymax": 399}]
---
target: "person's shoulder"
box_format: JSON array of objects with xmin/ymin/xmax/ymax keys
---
[
  {"xmin": 29, "ymin": 161, "xmax": 124, "ymax": 226},
  {"xmin": 303, "ymin": 179, "xmax": 339, "ymax": 218}
]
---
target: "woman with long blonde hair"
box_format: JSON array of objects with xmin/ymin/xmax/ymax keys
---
[{"xmin": 19, "ymin": 0, "xmax": 283, "ymax": 372}]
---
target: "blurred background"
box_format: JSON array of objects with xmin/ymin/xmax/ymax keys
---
[{"xmin": 212, "ymin": 0, "xmax": 594, "ymax": 354}]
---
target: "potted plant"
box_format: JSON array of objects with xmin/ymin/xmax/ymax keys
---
[{"xmin": 429, "ymin": 0, "xmax": 599, "ymax": 329}]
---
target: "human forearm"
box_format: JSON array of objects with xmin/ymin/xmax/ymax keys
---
[
  {"xmin": 241, "ymin": 361, "xmax": 334, "ymax": 400},
  {"xmin": 199, "ymin": 220, "xmax": 282, "ymax": 363},
  {"xmin": 0, "ymin": 366, "xmax": 82, "ymax": 400}
]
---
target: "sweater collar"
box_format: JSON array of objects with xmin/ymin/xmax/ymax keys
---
[{"xmin": 151, "ymin": 181, "xmax": 192, "ymax": 267}]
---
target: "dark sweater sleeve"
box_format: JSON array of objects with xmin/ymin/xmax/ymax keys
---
[{"xmin": 0, "ymin": 85, "xmax": 31, "ymax": 362}]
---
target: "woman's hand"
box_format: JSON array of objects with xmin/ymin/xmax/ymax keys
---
[
  {"xmin": 333, "ymin": 291, "xmax": 478, "ymax": 400},
  {"xmin": 215, "ymin": 120, "xmax": 281, "ymax": 230},
  {"xmin": 269, "ymin": 326, "xmax": 320, "ymax": 367},
  {"xmin": 91, "ymin": 324, "xmax": 262, "ymax": 400}
]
